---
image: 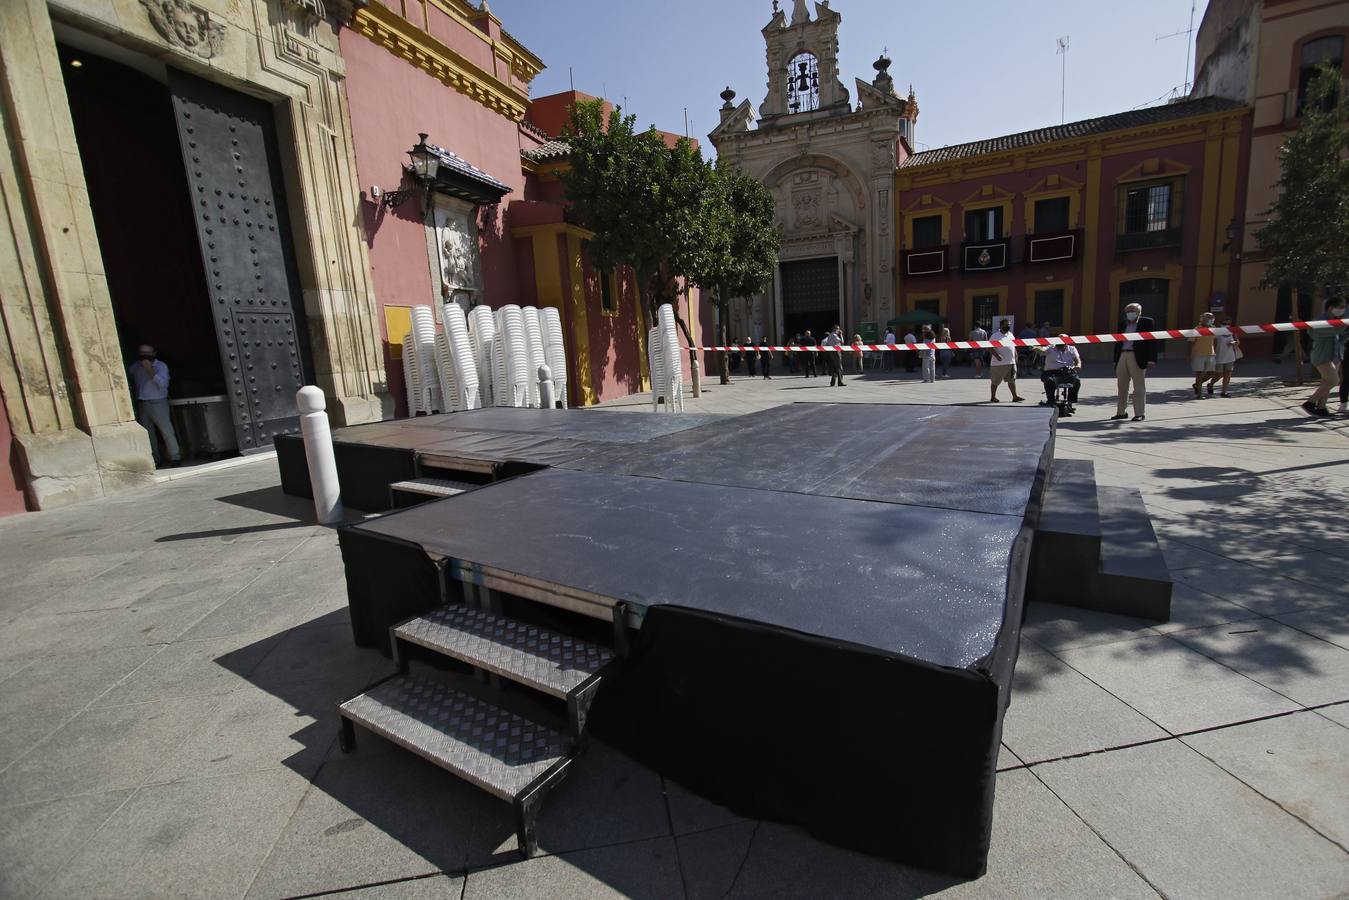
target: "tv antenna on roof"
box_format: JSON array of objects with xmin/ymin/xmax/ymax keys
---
[
  {"xmin": 1155, "ymin": 0, "xmax": 1198, "ymax": 95},
  {"xmin": 1055, "ymin": 36, "xmax": 1069, "ymax": 124}
]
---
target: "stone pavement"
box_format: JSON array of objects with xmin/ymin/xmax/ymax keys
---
[{"xmin": 1, "ymin": 358, "xmax": 1347, "ymax": 898}]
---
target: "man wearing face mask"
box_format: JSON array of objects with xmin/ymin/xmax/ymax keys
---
[
  {"xmin": 1111, "ymin": 302, "xmax": 1157, "ymax": 422},
  {"xmin": 127, "ymin": 344, "xmax": 181, "ymax": 468}
]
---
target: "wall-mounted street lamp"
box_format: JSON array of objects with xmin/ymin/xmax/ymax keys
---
[{"xmin": 372, "ymin": 134, "xmax": 438, "ymax": 209}]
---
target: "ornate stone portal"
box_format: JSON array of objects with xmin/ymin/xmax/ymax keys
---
[
  {"xmin": 709, "ymin": 1, "xmax": 917, "ymax": 342},
  {"xmin": 0, "ymin": 0, "xmax": 387, "ymax": 508}
]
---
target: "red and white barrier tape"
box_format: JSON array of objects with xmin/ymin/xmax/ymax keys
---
[{"xmin": 700, "ymin": 319, "xmax": 1347, "ymax": 353}]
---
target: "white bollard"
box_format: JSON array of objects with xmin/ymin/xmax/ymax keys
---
[
  {"xmin": 296, "ymin": 386, "xmax": 344, "ymax": 525},
  {"xmin": 537, "ymin": 364, "xmax": 555, "ymax": 410}
]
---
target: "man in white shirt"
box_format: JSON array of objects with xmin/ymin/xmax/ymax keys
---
[
  {"xmin": 968, "ymin": 323, "xmax": 988, "ymax": 377},
  {"xmin": 902, "ymin": 330, "xmax": 918, "ymax": 373},
  {"xmin": 1039, "ymin": 336, "xmax": 1082, "ymax": 414},
  {"xmin": 127, "ymin": 343, "xmax": 181, "ymax": 467},
  {"xmin": 820, "ymin": 326, "xmax": 846, "ymax": 387},
  {"xmin": 987, "ymin": 320, "xmax": 1024, "ymax": 403},
  {"xmin": 883, "ymin": 327, "xmax": 897, "ymax": 370}
]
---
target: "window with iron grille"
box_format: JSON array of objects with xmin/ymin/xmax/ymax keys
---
[
  {"xmin": 1034, "ymin": 289, "xmax": 1064, "ymax": 327},
  {"xmin": 1122, "ymin": 183, "xmax": 1172, "ymax": 234},
  {"xmin": 1033, "ymin": 197, "xmax": 1070, "ymax": 233},
  {"xmin": 972, "ymin": 294, "xmax": 1000, "ymax": 328},
  {"xmin": 964, "ymin": 207, "xmax": 1003, "ymax": 242},
  {"xmin": 912, "ymin": 215, "xmax": 943, "ymax": 249}
]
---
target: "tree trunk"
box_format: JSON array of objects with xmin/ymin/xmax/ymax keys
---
[{"xmin": 717, "ymin": 287, "xmax": 730, "ymax": 385}]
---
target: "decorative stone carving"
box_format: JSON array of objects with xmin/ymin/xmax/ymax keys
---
[
  {"xmin": 432, "ymin": 198, "xmax": 481, "ymax": 307},
  {"xmin": 139, "ymin": 0, "xmax": 225, "ymax": 58},
  {"xmin": 793, "ymin": 190, "xmax": 822, "ymax": 230}
]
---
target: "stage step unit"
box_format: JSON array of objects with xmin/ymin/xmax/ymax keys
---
[
  {"xmin": 1029, "ymin": 462, "xmax": 1172, "ymax": 622},
  {"xmin": 388, "ymin": 477, "xmax": 479, "ymax": 508},
  {"xmin": 338, "ymin": 601, "xmax": 615, "ymax": 857}
]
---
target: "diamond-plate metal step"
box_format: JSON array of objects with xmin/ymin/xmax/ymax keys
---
[
  {"xmin": 337, "ymin": 673, "xmax": 571, "ymax": 857},
  {"xmin": 396, "ymin": 605, "xmax": 613, "ymax": 699},
  {"xmin": 389, "ymin": 477, "xmax": 477, "ymax": 499}
]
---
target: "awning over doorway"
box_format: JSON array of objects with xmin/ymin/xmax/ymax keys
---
[{"xmin": 424, "ymin": 141, "xmax": 512, "ymax": 205}]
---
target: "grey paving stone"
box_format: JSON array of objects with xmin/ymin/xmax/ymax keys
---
[
  {"xmin": 93, "ymin": 634, "xmax": 281, "ymax": 707},
  {"xmin": 1022, "ymin": 602, "xmax": 1159, "ymax": 652},
  {"xmin": 1035, "ymin": 740, "xmax": 1349, "ymax": 900},
  {"xmin": 1151, "ymin": 584, "xmax": 1259, "ymax": 635},
  {"xmin": 1170, "ymin": 619, "xmax": 1349, "ymax": 707},
  {"xmin": 319, "ymin": 874, "xmax": 463, "ymax": 899},
  {"xmin": 1317, "ymin": 702, "xmax": 1349, "ymax": 729},
  {"xmin": 0, "ymin": 600, "xmax": 211, "ymax": 661},
  {"xmin": 246, "ymin": 752, "xmax": 501, "ymax": 898},
  {"xmin": 146, "ymin": 683, "xmax": 336, "ymax": 784},
  {"xmin": 1276, "ymin": 605, "xmax": 1349, "ymax": 653},
  {"xmin": 461, "ymin": 836, "xmax": 684, "ymax": 900},
  {"xmin": 0, "ymin": 788, "xmax": 132, "ymax": 898},
  {"xmin": 45, "ymin": 768, "xmax": 307, "ymax": 900},
  {"xmin": 535, "ymin": 741, "xmax": 670, "ymax": 855},
  {"xmin": 0, "ymin": 695, "xmax": 219, "ymax": 806},
  {"xmin": 674, "ymin": 821, "xmax": 758, "ymax": 899},
  {"xmin": 178, "ymin": 559, "xmax": 347, "ymax": 641},
  {"xmin": 663, "ymin": 776, "xmax": 745, "ymax": 835},
  {"xmin": 1184, "ymin": 711, "xmax": 1349, "ymax": 848},
  {"xmin": 1002, "ymin": 646, "xmax": 1167, "ymax": 764},
  {"xmin": 1172, "ymin": 566, "xmax": 1343, "ymax": 618},
  {"xmin": 1057, "ymin": 634, "xmax": 1299, "ymax": 734},
  {"xmin": 247, "ymin": 623, "xmax": 392, "ymax": 696}
]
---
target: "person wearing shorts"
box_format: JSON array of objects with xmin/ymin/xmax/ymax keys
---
[
  {"xmin": 987, "ymin": 320, "xmax": 1024, "ymax": 402},
  {"xmin": 1190, "ymin": 312, "xmax": 1218, "ymax": 399},
  {"xmin": 1213, "ymin": 317, "xmax": 1239, "ymax": 397},
  {"xmin": 1304, "ymin": 297, "xmax": 1347, "ymax": 417}
]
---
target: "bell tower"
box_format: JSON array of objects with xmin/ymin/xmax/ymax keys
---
[{"xmin": 759, "ymin": 0, "xmax": 851, "ymax": 122}]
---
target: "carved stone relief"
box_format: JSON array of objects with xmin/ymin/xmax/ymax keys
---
[
  {"xmin": 140, "ymin": 0, "xmax": 225, "ymax": 58},
  {"xmin": 431, "ymin": 197, "xmax": 482, "ymax": 307}
]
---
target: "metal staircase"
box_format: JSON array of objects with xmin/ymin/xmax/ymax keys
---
[{"xmin": 337, "ymin": 595, "xmax": 615, "ymax": 857}]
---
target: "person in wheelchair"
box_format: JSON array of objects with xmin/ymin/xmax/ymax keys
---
[{"xmin": 1038, "ymin": 335, "xmax": 1082, "ymax": 416}]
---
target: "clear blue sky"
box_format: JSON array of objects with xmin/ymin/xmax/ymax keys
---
[{"xmin": 489, "ymin": 0, "xmax": 1208, "ymax": 156}]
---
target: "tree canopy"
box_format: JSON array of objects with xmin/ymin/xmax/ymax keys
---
[
  {"xmin": 1255, "ymin": 63, "xmax": 1349, "ymax": 301},
  {"xmin": 560, "ymin": 99, "xmax": 780, "ymax": 382}
]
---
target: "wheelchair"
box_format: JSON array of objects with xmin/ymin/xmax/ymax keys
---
[{"xmin": 1047, "ymin": 367, "xmax": 1080, "ymax": 417}]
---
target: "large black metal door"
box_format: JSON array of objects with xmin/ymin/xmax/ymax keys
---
[
  {"xmin": 780, "ymin": 256, "xmax": 839, "ymax": 339},
  {"xmin": 169, "ymin": 69, "xmax": 312, "ymax": 453}
]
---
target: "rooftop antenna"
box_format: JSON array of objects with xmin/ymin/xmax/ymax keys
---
[
  {"xmin": 1155, "ymin": 0, "xmax": 1198, "ymax": 95},
  {"xmin": 684, "ymin": 107, "xmax": 689, "ymax": 137},
  {"xmin": 1055, "ymin": 36, "xmax": 1069, "ymax": 124},
  {"xmin": 569, "ymin": 66, "xmax": 574, "ymax": 92}
]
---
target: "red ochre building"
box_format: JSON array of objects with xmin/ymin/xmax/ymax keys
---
[
  {"xmin": 342, "ymin": 2, "xmax": 695, "ymax": 411},
  {"xmin": 895, "ymin": 97, "xmax": 1251, "ymax": 353}
]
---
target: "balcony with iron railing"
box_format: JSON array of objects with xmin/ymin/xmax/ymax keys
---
[
  {"xmin": 1115, "ymin": 227, "xmax": 1182, "ymax": 254},
  {"xmin": 960, "ymin": 238, "xmax": 1010, "ymax": 273}
]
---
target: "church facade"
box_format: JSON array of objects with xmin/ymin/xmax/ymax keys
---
[{"xmin": 709, "ymin": 0, "xmax": 916, "ymax": 343}]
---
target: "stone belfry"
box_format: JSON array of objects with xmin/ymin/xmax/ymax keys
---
[
  {"xmin": 759, "ymin": 0, "xmax": 851, "ymax": 121},
  {"xmin": 709, "ymin": 1, "xmax": 908, "ymax": 342}
]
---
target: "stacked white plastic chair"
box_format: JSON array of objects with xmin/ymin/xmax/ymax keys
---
[
  {"xmin": 522, "ymin": 306, "xmax": 548, "ymax": 408},
  {"xmin": 656, "ymin": 303, "xmax": 684, "ymax": 411},
  {"xmin": 541, "ymin": 306, "xmax": 568, "ymax": 409},
  {"xmin": 648, "ymin": 326, "xmax": 668, "ymax": 412},
  {"xmin": 441, "ymin": 302, "xmax": 480, "ymax": 411},
  {"xmin": 432, "ymin": 332, "xmax": 460, "ymax": 413},
  {"xmin": 401, "ymin": 332, "xmax": 425, "ymax": 414},
  {"xmin": 410, "ymin": 305, "xmax": 443, "ymax": 413},
  {"xmin": 468, "ymin": 304, "xmax": 496, "ymax": 408},
  {"xmin": 496, "ymin": 304, "xmax": 530, "ymax": 407}
]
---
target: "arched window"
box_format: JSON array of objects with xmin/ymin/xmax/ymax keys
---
[
  {"xmin": 1297, "ymin": 35, "xmax": 1344, "ymax": 115},
  {"xmin": 786, "ymin": 52, "xmax": 820, "ymax": 113}
]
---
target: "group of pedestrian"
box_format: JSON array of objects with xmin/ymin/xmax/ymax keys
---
[{"xmin": 1189, "ymin": 311, "xmax": 1241, "ymax": 399}]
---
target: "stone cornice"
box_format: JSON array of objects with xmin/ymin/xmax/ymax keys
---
[{"xmin": 350, "ymin": 2, "xmax": 529, "ymax": 121}]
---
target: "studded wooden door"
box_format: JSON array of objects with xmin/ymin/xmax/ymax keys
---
[{"xmin": 168, "ymin": 70, "xmax": 313, "ymax": 453}]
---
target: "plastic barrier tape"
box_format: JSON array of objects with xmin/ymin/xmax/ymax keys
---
[{"xmin": 700, "ymin": 319, "xmax": 1348, "ymax": 352}]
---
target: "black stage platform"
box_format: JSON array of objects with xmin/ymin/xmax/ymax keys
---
[
  {"xmin": 327, "ymin": 403, "xmax": 1055, "ymax": 877},
  {"xmin": 275, "ymin": 408, "xmax": 728, "ymax": 511}
]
